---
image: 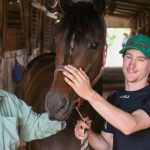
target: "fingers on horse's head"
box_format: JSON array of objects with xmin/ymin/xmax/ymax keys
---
[{"xmin": 60, "ymin": 0, "xmax": 106, "ymax": 14}]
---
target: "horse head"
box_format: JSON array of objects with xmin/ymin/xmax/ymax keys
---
[{"xmin": 45, "ymin": 0, "xmax": 107, "ymax": 120}]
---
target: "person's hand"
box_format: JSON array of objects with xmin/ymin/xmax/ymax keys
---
[
  {"xmin": 63, "ymin": 65, "xmax": 93, "ymax": 101},
  {"xmin": 74, "ymin": 117, "xmax": 92, "ymax": 140}
]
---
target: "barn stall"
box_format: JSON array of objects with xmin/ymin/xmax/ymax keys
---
[
  {"xmin": 0, "ymin": 0, "xmax": 150, "ymax": 92},
  {"xmin": 0, "ymin": 0, "xmax": 150, "ymax": 149}
]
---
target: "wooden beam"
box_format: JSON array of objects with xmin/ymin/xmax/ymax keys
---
[
  {"xmin": 115, "ymin": 8, "xmax": 136, "ymax": 14},
  {"xmin": 115, "ymin": 4, "xmax": 141, "ymax": 11},
  {"xmin": 106, "ymin": 11, "xmax": 131, "ymax": 18},
  {"xmin": 115, "ymin": 0, "xmax": 150, "ymax": 7}
]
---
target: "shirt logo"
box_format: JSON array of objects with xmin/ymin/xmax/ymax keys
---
[
  {"xmin": 120, "ymin": 95, "xmax": 130, "ymax": 99},
  {"xmin": 104, "ymin": 121, "xmax": 108, "ymax": 130}
]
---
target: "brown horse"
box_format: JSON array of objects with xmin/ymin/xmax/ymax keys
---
[
  {"xmin": 17, "ymin": 0, "xmax": 107, "ymax": 150},
  {"xmin": 45, "ymin": 0, "xmax": 106, "ymax": 121}
]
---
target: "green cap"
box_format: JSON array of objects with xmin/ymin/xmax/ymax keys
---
[{"xmin": 119, "ymin": 34, "xmax": 150, "ymax": 59}]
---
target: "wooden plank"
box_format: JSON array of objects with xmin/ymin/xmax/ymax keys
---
[
  {"xmin": 3, "ymin": 0, "xmax": 26, "ymax": 51},
  {"xmin": 116, "ymin": 0, "xmax": 150, "ymax": 6},
  {"xmin": 0, "ymin": 0, "xmax": 3, "ymax": 55},
  {"xmin": 115, "ymin": 8, "xmax": 136, "ymax": 14},
  {"xmin": 20, "ymin": 0, "xmax": 30, "ymax": 53}
]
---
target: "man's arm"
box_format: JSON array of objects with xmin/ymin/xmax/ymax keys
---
[
  {"xmin": 63, "ymin": 65, "xmax": 150, "ymax": 135},
  {"xmin": 88, "ymin": 130, "xmax": 113, "ymax": 150},
  {"xmin": 88, "ymin": 90, "xmax": 150, "ymax": 135}
]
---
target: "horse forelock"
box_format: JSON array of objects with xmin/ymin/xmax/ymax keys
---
[
  {"xmin": 54, "ymin": 1, "xmax": 106, "ymax": 70},
  {"xmin": 56, "ymin": 1, "xmax": 105, "ymax": 46}
]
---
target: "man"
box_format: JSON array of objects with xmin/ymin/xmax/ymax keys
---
[
  {"xmin": 63, "ymin": 34, "xmax": 150, "ymax": 150},
  {"xmin": 0, "ymin": 59, "xmax": 66, "ymax": 149}
]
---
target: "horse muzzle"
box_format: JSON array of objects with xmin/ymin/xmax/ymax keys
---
[{"xmin": 45, "ymin": 91, "xmax": 74, "ymax": 120}]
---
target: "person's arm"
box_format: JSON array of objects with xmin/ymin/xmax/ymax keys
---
[
  {"xmin": 87, "ymin": 90, "xmax": 150, "ymax": 135},
  {"xmin": 15, "ymin": 97, "xmax": 66, "ymax": 141},
  {"xmin": 63, "ymin": 65, "xmax": 150, "ymax": 135},
  {"xmin": 88, "ymin": 130, "xmax": 113, "ymax": 150},
  {"xmin": 74, "ymin": 119, "xmax": 113, "ymax": 150},
  {"xmin": 19, "ymin": 111, "xmax": 66, "ymax": 141}
]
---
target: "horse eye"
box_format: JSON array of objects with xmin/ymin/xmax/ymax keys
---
[{"xmin": 90, "ymin": 42, "xmax": 99, "ymax": 49}]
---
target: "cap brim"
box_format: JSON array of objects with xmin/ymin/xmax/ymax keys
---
[{"xmin": 119, "ymin": 46, "xmax": 141, "ymax": 54}]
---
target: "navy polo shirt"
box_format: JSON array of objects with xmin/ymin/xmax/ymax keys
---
[{"xmin": 102, "ymin": 85, "xmax": 150, "ymax": 150}]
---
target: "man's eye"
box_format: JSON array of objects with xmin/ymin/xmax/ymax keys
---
[
  {"xmin": 125, "ymin": 55, "xmax": 132, "ymax": 59},
  {"xmin": 90, "ymin": 42, "xmax": 99, "ymax": 49},
  {"xmin": 138, "ymin": 59, "xmax": 145, "ymax": 62}
]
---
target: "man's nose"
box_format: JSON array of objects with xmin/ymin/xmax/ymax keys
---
[{"xmin": 129, "ymin": 59, "xmax": 136, "ymax": 68}]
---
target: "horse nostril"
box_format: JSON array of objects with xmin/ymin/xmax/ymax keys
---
[{"xmin": 58, "ymin": 97, "xmax": 69, "ymax": 114}]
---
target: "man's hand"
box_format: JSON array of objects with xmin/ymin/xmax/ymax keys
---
[
  {"xmin": 74, "ymin": 117, "xmax": 92, "ymax": 140},
  {"xmin": 63, "ymin": 65, "xmax": 93, "ymax": 101}
]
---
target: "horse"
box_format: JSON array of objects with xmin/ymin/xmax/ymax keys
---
[
  {"xmin": 45, "ymin": 0, "xmax": 106, "ymax": 122},
  {"xmin": 17, "ymin": 0, "xmax": 107, "ymax": 149}
]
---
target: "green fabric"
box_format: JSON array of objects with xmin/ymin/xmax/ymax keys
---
[
  {"xmin": 0, "ymin": 90, "xmax": 66, "ymax": 150},
  {"xmin": 119, "ymin": 34, "xmax": 150, "ymax": 59}
]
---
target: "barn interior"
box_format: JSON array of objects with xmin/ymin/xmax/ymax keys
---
[{"xmin": 0, "ymin": 0, "xmax": 150, "ymax": 149}]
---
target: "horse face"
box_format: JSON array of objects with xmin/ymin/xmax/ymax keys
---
[{"xmin": 45, "ymin": 1, "xmax": 106, "ymax": 120}]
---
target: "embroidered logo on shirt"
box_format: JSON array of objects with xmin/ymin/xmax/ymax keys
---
[
  {"xmin": 104, "ymin": 121, "xmax": 108, "ymax": 130},
  {"xmin": 120, "ymin": 95, "xmax": 130, "ymax": 99}
]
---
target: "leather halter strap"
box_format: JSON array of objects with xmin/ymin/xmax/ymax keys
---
[
  {"xmin": 55, "ymin": 65, "xmax": 66, "ymax": 72},
  {"xmin": 55, "ymin": 63, "xmax": 104, "ymax": 85}
]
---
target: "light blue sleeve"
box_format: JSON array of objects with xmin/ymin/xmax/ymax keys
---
[{"xmin": 8, "ymin": 93, "xmax": 66, "ymax": 142}]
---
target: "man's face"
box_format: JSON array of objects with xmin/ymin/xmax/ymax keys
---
[{"xmin": 122, "ymin": 49, "xmax": 150, "ymax": 84}]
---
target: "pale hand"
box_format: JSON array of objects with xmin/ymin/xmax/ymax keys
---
[
  {"xmin": 63, "ymin": 65, "xmax": 93, "ymax": 101},
  {"xmin": 74, "ymin": 117, "xmax": 91, "ymax": 140}
]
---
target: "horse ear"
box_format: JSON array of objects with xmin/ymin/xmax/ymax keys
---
[
  {"xmin": 93, "ymin": 0, "xmax": 107, "ymax": 14},
  {"xmin": 59, "ymin": 0, "xmax": 73, "ymax": 12}
]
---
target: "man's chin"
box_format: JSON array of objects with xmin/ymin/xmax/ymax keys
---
[{"xmin": 126, "ymin": 78, "xmax": 138, "ymax": 83}]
